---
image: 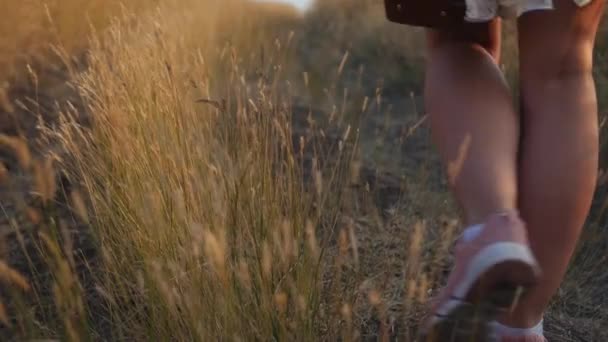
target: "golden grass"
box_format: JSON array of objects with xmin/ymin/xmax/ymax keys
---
[
  {"xmin": 0, "ymin": 0, "xmax": 157, "ymax": 84},
  {"xmin": 1, "ymin": 0, "xmax": 359, "ymax": 340},
  {"xmin": 1, "ymin": 0, "xmax": 606, "ymax": 341},
  {"xmin": 55, "ymin": 1, "xmax": 343, "ymax": 339}
]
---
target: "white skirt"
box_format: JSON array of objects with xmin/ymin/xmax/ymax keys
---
[{"xmin": 464, "ymin": 0, "xmax": 594, "ymax": 22}]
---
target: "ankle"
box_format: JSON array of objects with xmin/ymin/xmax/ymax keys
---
[
  {"xmin": 467, "ymin": 208, "xmax": 521, "ymax": 226},
  {"xmin": 461, "ymin": 209, "xmax": 523, "ymax": 240}
]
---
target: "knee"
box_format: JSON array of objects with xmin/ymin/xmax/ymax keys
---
[
  {"xmin": 518, "ymin": 0, "xmax": 605, "ymax": 80},
  {"xmin": 521, "ymin": 43, "xmax": 595, "ymax": 83},
  {"xmin": 519, "ymin": 14, "xmax": 600, "ymax": 82}
]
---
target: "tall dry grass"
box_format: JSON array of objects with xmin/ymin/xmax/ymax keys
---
[
  {"xmin": 0, "ymin": 0, "xmax": 157, "ymax": 85},
  {"xmin": 2, "ymin": 0, "xmax": 606, "ymax": 340},
  {"xmin": 35, "ymin": 0, "xmax": 362, "ymax": 340}
]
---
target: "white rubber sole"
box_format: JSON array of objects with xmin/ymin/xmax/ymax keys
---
[{"xmin": 419, "ymin": 242, "xmax": 540, "ymax": 342}]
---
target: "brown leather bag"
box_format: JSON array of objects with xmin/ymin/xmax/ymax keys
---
[{"xmin": 384, "ymin": 0, "xmax": 468, "ymax": 28}]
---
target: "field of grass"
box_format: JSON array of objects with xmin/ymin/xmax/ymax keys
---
[
  {"xmin": 0, "ymin": 0, "xmax": 607, "ymax": 341},
  {"xmin": 0, "ymin": 0, "xmax": 159, "ymax": 83}
]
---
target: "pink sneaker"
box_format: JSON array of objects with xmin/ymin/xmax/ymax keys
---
[{"xmin": 418, "ymin": 211, "xmax": 541, "ymax": 342}]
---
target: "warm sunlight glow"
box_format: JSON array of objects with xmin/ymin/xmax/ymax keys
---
[{"xmin": 258, "ymin": 0, "xmax": 313, "ymax": 11}]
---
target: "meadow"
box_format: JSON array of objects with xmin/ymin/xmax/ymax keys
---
[{"xmin": 0, "ymin": 0, "xmax": 607, "ymax": 341}]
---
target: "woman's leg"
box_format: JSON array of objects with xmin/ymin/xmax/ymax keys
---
[
  {"xmin": 503, "ymin": 0, "xmax": 606, "ymax": 328},
  {"xmin": 425, "ymin": 20, "xmax": 520, "ymax": 225},
  {"xmin": 420, "ymin": 19, "xmax": 547, "ymax": 341}
]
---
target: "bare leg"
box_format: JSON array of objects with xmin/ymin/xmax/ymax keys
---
[
  {"xmin": 425, "ymin": 20, "xmax": 519, "ymax": 224},
  {"xmin": 501, "ymin": 0, "xmax": 606, "ymax": 328}
]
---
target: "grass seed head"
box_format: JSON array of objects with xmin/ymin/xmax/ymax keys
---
[
  {"xmin": 305, "ymin": 220, "xmax": 319, "ymax": 259},
  {"xmin": 262, "ymin": 241, "xmax": 273, "ymax": 279},
  {"xmin": 0, "ymin": 301, "xmax": 8, "ymax": 326},
  {"xmin": 203, "ymin": 229, "xmax": 227, "ymax": 283},
  {"xmin": 0, "ymin": 134, "xmax": 31, "ymax": 170},
  {"xmin": 417, "ymin": 273, "xmax": 429, "ymax": 304},
  {"xmin": 0, "ymin": 260, "xmax": 30, "ymax": 291},
  {"xmin": 25, "ymin": 206, "xmax": 42, "ymax": 225},
  {"xmin": 274, "ymin": 292, "xmax": 288, "ymax": 313},
  {"xmin": 368, "ymin": 289, "xmax": 382, "ymax": 307},
  {"xmin": 70, "ymin": 190, "xmax": 89, "ymax": 223},
  {"xmin": 0, "ymin": 162, "xmax": 7, "ymax": 184},
  {"xmin": 340, "ymin": 303, "xmax": 352, "ymax": 322}
]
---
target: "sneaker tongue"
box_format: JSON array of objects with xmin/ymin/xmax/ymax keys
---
[{"xmin": 461, "ymin": 223, "xmax": 484, "ymax": 243}]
